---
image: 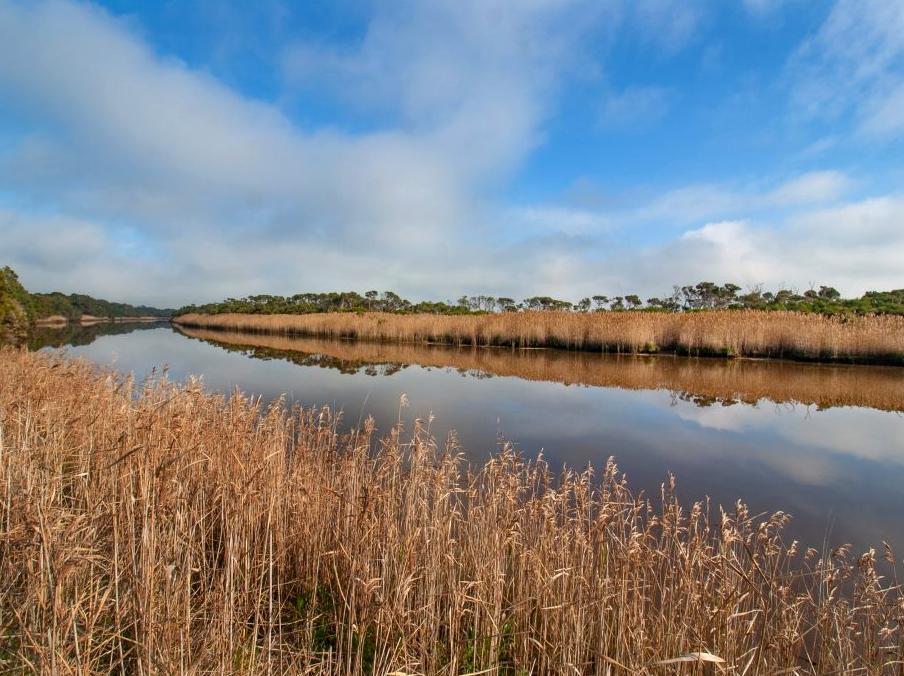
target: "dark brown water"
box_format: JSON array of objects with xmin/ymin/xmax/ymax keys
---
[{"xmin": 42, "ymin": 322, "xmax": 904, "ymax": 557}]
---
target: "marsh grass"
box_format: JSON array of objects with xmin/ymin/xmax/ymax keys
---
[
  {"xmin": 1, "ymin": 348, "xmax": 902, "ymax": 674},
  {"xmin": 180, "ymin": 326, "xmax": 904, "ymax": 412},
  {"xmin": 175, "ymin": 310, "xmax": 904, "ymax": 365}
]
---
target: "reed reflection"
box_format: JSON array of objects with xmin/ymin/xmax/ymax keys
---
[{"xmin": 177, "ymin": 326, "xmax": 904, "ymax": 413}]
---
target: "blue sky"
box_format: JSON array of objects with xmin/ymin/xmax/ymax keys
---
[{"xmin": 0, "ymin": 0, "xmax": 902, "ymax": 306}]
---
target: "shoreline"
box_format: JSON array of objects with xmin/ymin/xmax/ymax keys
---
[
  {"xmin": 173, "ymin": 310, "xmax": 904, "ymax": 367},
  {"xmin": 34, "ymin": 315, "xmax": 170, "ymax": 327},
  {"xmin": 176, "ymin": 324, "xmax": 904, "ymax": 412}
]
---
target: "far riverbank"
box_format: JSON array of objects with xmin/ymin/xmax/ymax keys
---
[{"xmin": 174, "ymin": 309, "xmax": 904, "ymax": 366}]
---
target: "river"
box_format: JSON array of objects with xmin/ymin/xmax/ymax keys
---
[{"xmin": 35, "ymin": 321, "xmax": 904, "ymax": 557}]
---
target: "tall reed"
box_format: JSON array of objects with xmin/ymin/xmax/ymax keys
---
[
  {"xmin": 175, "ymin": 310, "xmax": 904, "ymax": 365},
  {"xmin": 1, "ymin": 348, "xmax": 902, "ymax": 674},
  {"xmin": 181, "ymin": 326, "xmax": 904, "ymax": 412}
]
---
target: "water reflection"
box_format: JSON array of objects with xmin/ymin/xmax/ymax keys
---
[
  {"xmin": 29, "ymin": 320, "xmax": 168, "ymax": 350},
  {"xmin": 178, "ymin": 326, "xmax": 904, "ymax": 413},
  {"xmin": 47, "ymin": 323, "xmax": 904, "ymax": 557}
]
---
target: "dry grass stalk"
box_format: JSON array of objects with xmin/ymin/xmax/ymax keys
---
[
  {"xmin": 1, "ymin": 348, "xmax": 902, "ymax": 674},
  {"xmin": 180, "ymin": 326, "xmax": 904, "ymax": 412},
  {"xmin": 175, "ymin": 310, "xmax": 904, "ymax": 365}
]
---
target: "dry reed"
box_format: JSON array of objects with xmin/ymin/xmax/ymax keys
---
[
  {"xmin": 1, "ymin": 348, "xmax": 902, "ymax": 674},
  {"xmin": 175, "ymin": 310, "xmax": 904, "ymax": 365},
  {"xmin": 181, "ymin": 326, "xmax": 904, "ymax": 412}
]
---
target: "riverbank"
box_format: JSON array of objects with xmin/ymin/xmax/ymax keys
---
[
  {"xmin": 178, "ymin": 325, "xmax": 904, "ymax": 412},
  {"xmin": 174, "ymin": 309, "xmax": 904, "ymax": 365},
  {"xmin": 1, "ymin": 347, "xmax": 900, "ymax": 673},
  {"xmin": 34, "ymin": 314, "xmax": 169, "ymax": 326}
]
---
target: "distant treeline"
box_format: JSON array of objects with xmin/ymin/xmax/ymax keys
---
[
  {"xmin": 30, "ymin": 291, "xmax": 174, "ymax": 320},
  {"xmin": 177, "ymin": 283, "xmax": 904, "ymax": 317},
  {"xmin": 0, "ymin": 266, "xmax": 174, "ymax": 332}
]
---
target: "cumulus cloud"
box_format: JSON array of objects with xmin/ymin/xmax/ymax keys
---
[
  {"xmin": 285, "ymin": 0, "xmax": 609, "ymax": 182},
  {"xmin": 0, "ymin": 0, "xmax": 472, "ymax": 252},
  {"xmin": 0, "ymin": 0, "xmax": 613, "ymax": 303},
  {"xmin": 488, "ymin": 183, "xmax": 902, "ymax": 301},
  {"xmin": 0, "ymin": 0, "xmax": 901, "ymax": 307},
  {"xmin": 604, "ymin": 196, "xmax": 904, "ymax": 297}
]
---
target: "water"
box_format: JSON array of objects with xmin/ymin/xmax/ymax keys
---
[{"xmin": 38, "ymin": 322, "xmax": 904, "ymax": 556}]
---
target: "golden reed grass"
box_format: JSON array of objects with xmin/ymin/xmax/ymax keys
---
[
  {"xmin": 1, "ymin": 348, "xmax": 902, "ymax": 674},
  {"xmin": 175, "ymin": 310, "xmax": 904, "ymax": 365},
  {"xmin": 181, "ymin": 326, "xmax": 904, "ymax": 413}
]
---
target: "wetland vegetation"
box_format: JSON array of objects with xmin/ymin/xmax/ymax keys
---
[
  {"xmin": 4, "ymin": 269, "xmax": 904, "ymax": 673},
  {"xmin": 177, "ymin": 325, "xmax": 904, "ymax": 412},
  {"xmin": 2, "ymin": 348, "xmax": 902, "ymax": 674},
  {"xmin": 175, "ymin": 308, "xmax": 904, "ymax": 365}
]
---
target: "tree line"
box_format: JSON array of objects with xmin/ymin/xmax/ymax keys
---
[
  {"xmin": 177, "ymin": 282, "xmax": 904, "ymax": 317},
  {"xmin": 0, "ymin": 265, "xmax": 174, "ymax": 327},
  {"xmin": 30, "ymin": 291, "xmax": 174, "ymax": 320}
]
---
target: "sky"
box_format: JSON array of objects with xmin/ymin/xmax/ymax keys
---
[{"xmin": 0, "ymin": 0, "xmax": 902, "ymax": 307}]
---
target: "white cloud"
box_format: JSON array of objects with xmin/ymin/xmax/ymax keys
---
[
  {"xmin": 609, "ymin": 196, "xmax": 904, "ymax": 297},
  {"xmin": 625, "ymin": 170, "xmax": 853, "ymax": 227},
  {"xmin": 0, "ymin": 0, "xmax": 609, "ymax": 302},
  {"xmin": 788, "ymin": 0, "xmax": 904, "ymax": 138},
  {"xmin": 859, "ymin": 81, "xmax": 904, "ymax": 137},
  {"xmin": 0, "ymin": 0, "xmax": 900, "ymax": 308},
  {"xmin": 0, "ymin": 0, "xmax": 474, "ymax": 253},
  {"xmin": 282, "ymin": 0, "xmax": 604, "ymax": 182},
  {"xmin": 486, "ymin": 187, "xmax": 903, "ymax": 303},
  {"xmin": 503, "ymin": 205, "xmax": 612, "ymax": 240},
  {"xmin": 768, "ymin": 170, "xmax": 851, "ymax": 205},
  {"xmin": 0, "ymin": 209, "xmax": 182, "ymax": 306},
  {"xmin": 0, "ymin": 0, "xmax": 722, "ymax": 306}
]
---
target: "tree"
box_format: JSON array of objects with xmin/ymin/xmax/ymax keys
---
[
  {"xmin": 523, "ymin": 296, "xmax": 572, "ymax": 311},
  {"xmin": 382, "ymin": 291, "xmax": 404, "ymax": 312},
  {"xmin": 592, "ymin": 295, "xmax": 609, "ymax": 311},
  {"xmin": 738, "ymin": 285, "xmax": 765, "ymax": 309},
  {"xmin": 624, "ymin": 294, "xmax": 642, "ymax": 309},
  {"xmin": 496, "ymin": 297, "xmax": 517, "ymax": 312},
  {"xmin": 365, "ymin": 290, "xmax": 379, "ymax": 310},
  {"xmin": 0, "ymin": 267, "xmax": 31, "ymax": 344},
  {"xmin": 475, "ymin": 295, "xmax": 496, "ymax": 312},
  {"xmin": 576, "ymin": 297, "xmax": 592, "ymax": 312}
]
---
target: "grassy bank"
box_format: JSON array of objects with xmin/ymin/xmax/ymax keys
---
[
  {"xmin": 179, "ymin": 326, "xmax": 904, "ymax": 412},
  {"xmin": 1, "ymin": 348, "xmax": 901, "ymax": 673},
  {"xmin": 174, "ymin": 309, "xmax": 904, "ymax": 365}
]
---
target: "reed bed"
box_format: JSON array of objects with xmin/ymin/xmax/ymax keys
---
[
  {"xmin": 175, "ymin": 310, "xmax": 904, "ymax": 365},
  {"xmin": 181, "ymin": 326, "xmax": 904, "ymax": 413},
  {"xmin": 1, "ymin": 348, "xmax": 902, "ymax": 674}
]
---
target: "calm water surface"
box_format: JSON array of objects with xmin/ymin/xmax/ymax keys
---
[{"xmin": 38, "ymin": 322, "xmax": 904, "ymax": 556}]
